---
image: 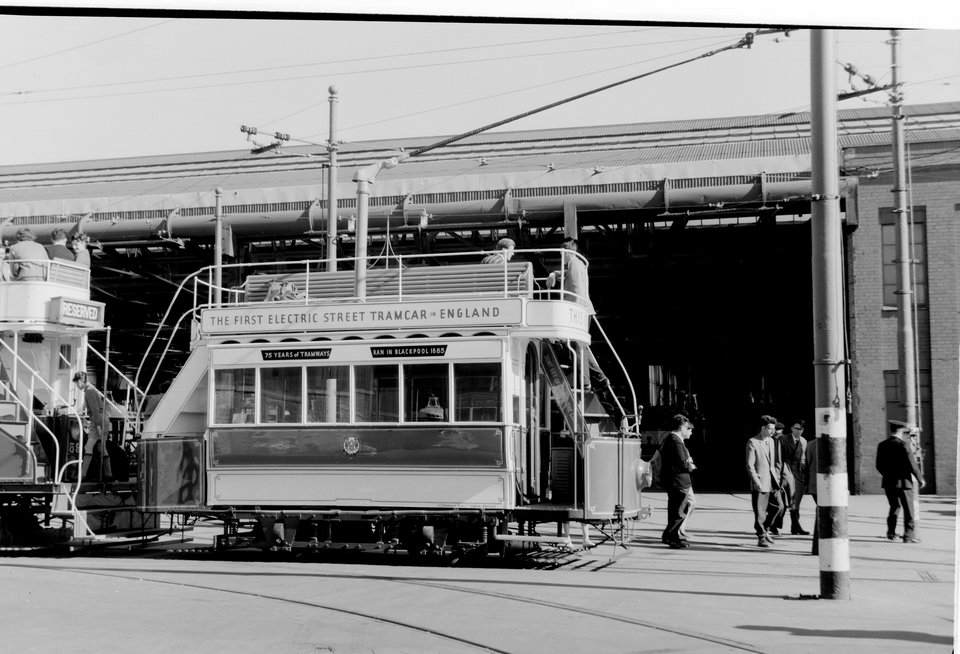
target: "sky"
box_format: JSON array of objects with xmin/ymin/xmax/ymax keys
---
[{"xmin": 0, "ymin": 4, "xmax": 958, "ymax": 167}]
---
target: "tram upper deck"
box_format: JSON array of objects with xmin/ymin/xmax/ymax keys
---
[
  {"xmin": 194, "ymin": 249, "xmax": 594, "ymax": 343},
  {"xmin": 0, "ymin": 258, "xmax": 102, "ymax": 331}
]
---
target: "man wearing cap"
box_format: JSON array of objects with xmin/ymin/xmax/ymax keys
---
[
  {"xmin": 876, "ymin": 420, "xmax": 925, "ymax": 543},
  {"xmin": 7, "ymin": 227, "xmax": 49, "ymax": 280},
  {"xmin": 482, "ymin": 237, "xmax": 515, "ymax": 264}
]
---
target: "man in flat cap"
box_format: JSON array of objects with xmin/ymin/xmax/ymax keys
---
[{"xmin": 876, "ymin": 419, "xmax": 925, "ymax": 542}]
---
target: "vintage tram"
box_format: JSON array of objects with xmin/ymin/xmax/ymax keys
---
[
  {"xmin": 0, "ymin": 243, "xmax": 652, "ymax": 556},
  {"xmin": 139, "ymin": 246, "xmax": 650, "ymax": 555},
  {"xmin": 0, "ymin": 253, "xmax": 148, "ymax": 548}
]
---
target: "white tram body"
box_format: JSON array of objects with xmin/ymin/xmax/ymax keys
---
[
  {"xmin": 141, "ymin": 251, "xmax": 649, "ymax": 552},
  {"xmin": 0, "ymin": 257, "xmax": 148, "ymax": 547}
]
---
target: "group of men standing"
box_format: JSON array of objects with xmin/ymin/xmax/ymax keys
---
[
  {"xmin": 746, "ymin": 415, "xmax": 812, "ymax": 548},
  {"xmin": 4, "ymin": 226, "xmax": 91, "ymax": 280},
  {"xmin": 659, "ymin": 412, "xmax": 924, "ymax": 550}
]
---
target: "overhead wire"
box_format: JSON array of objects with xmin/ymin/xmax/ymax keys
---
[
  {"xmin": 0, "ymin": 26, "xmax": 660, "ymax": 97},
  {"xmin": 0, "ymin": 18, "xmax": 177, "ymax": 72},
  {"xmin": 0, "ymin": 27, "xmax": 719, "ymax": 102}
]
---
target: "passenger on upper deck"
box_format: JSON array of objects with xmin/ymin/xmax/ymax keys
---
[
  {"xmin": 71, "ymin": 234, "xmax": 91, "ymax": 267},
  {"xmin": 45, "ymin": 228, "xmax": 75, "ymax": 262},
  {"xmin": 546, "ymin": 237, "xmax": 590, "ymax": 307},
  {"xmin": 482, "ymin": 237, "xmax": 516, "ymax": 265},
  {"xmin": 6, "ymin": 227, "xmax": 49, "ymax": 281}
]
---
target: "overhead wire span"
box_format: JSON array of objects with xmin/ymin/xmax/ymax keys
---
[{"xmin": 405, "ymin": 29, "xmax": 790, "ymax": 160}]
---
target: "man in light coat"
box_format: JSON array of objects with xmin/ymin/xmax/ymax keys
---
[{"xmin": 746, "ymin": 414, "xmax": 784, "ymax": 547}]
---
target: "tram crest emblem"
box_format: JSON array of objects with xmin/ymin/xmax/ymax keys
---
[{"xmin": 342, "ymin": 436, "xmax": 361, "ymax": 456}]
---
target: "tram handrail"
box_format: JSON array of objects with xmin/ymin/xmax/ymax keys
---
[
  {"xmin": 0, "ymin": 340, "xmax": 85, "ymax": 485},
  {"xmin": 0, "ymin": 258, "xmax": 90, "ymax": 288},
  {"xmin": 87, "ymin": 344, "xmax": 148, "ymax": 440},
  {"xmin": 132, "ymin": 267, "xmax": 207, "ymax": 416},
  {"xmin": 133, "ymin": 305, "xmax": 203, "ymax": 432},
  {"xmin": 591, "ymin": 315, "xmax": 641, "ymax": 436},
  {"xmin": 190, "ymin": 248, "xmax": 589, "ymax": 308}
]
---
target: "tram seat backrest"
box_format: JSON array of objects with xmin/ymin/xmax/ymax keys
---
[{"xmin": 242, "ymin": 261, "xmax": 533, "ymax": 303}]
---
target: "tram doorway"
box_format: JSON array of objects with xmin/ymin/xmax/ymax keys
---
[{"xmin": 587, "ymin": 217, "xmax": 822, "ymax": 492}]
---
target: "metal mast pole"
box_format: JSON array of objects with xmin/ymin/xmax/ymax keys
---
[
  {"xmin": 810, "ymin": 29, "xmax": 850, "ymax": 600},
  {"xmin": 327, "ymin": 86, "xmax": 339, "ymax": 272},
  {"xmin": 889, "ymin": 29, "xmax": 922, "ymax": 519},
  {"xmin": 214, "ymin": 187, "xmax": 223, "ymax": 307},
  {"xmin": 890, "ymin": 31, "xmax": 918, "ymax": 429}
]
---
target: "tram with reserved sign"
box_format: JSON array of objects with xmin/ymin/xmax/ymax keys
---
[{"xmin": 140, "ymin": 247, "xmax": 651, "ymax": 555}]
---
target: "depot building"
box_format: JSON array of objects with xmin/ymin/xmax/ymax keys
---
[{"xmin": 1, "ymin": 101, "xmax": 956, "ymax": 494}]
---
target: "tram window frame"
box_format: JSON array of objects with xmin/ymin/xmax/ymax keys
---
[
  {"xmin": 453, "ymin": 362, "xmax": 501, "ymax": 422},
  {"xmin": 213, "ymin": 367, "xmax": 257, "ymax": 424},
  {"xmin": 259, "ymin": 366, "xmax": 303, "ymax": 424},
  {"xmin": 404, "ymin": 363, "xmax": 450, "ymax": 422},
  {"xmin": 354, "ymin": 364, "xmax": 401, "ymax": 423},
  {"xmin": 306, "ymin": 365, "xmax": 350, "ymax": 423}
]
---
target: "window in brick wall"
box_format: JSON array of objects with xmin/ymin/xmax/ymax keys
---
[{"xmin": 880, "ymin": 207, "xmax": 927, "ymax": 309}]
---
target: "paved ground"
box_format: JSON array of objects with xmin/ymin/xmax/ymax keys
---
[{"xmin": 0, "ymin": 492, "xmax": 955, "ymax": 653}]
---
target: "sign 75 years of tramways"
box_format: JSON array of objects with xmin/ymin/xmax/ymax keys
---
[{"xmin": 201, "ymin": 298, "xmax": 524, "ymax": 334}]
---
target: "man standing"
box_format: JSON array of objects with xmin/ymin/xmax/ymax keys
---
[
  {"xmin": 876, "ymin": 420, "xmax": 925, "ymax": 543},
  {"xmin": 659, "ymin": 413, "xmax": 696, "ymax": 549},
  {"xmin": 779, "ymin": 420, "xmax": 809, "ymax": 534},
  {"xmin": 746, "ymin": 415, "xmax": 784, "ymax": 547},
  {"xmin": 74, "ymin": 372, "xmax": 108, "ymax": 481},
  {"xmin": 45, "ymin": 228, "xmax": 75, "ymax": 262}
]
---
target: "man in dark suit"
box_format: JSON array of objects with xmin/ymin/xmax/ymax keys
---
[
  {"xmin": 876, "ymin": 419, "xmax": 925, "ymax": 543},
  {"xmin": 659, "ymin": 413, "xmax": 696, "ymax": 549},
  {"xmin": 45, "ymin": 228, "xmax": 75, "ymax": 262}
]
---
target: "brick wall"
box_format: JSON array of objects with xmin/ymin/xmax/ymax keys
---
[{"xmin": 850, "ymin": 170, "xmax": 959, "ymax": 495}]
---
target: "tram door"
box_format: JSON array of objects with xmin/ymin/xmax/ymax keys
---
[{"xmin": 524, "ymin": 343, "xmax": 543, "ymax": 501}]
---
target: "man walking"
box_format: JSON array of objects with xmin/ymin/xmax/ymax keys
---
[
  {"xmin": 746, "ymin": 415, "xmax": 784, "ymax": 547},
  {"xmin": 876, "ymin": 419, "xmax": 925, "ymax": 543},
  {"xmin": 659, "ymin": 413, "xmax": 697, "ymax": 549},
  {"xmin": 781, "ymin": 420, "xmax": 809, "ymax": 534}
]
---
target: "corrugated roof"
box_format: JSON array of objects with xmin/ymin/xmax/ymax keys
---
[{"xmin": 0, "ymin": 102, "xmax": 957, "ymax": 208}]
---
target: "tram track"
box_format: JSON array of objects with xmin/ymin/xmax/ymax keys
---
[{"xmin": 6, "ymin": 559, "xmax": 768, "ymax": 653}]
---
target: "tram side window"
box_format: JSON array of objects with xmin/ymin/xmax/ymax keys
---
[
  {"xmin": 214, "ymin": 368, "xmax": 256, "ymax": 424},
  {"xmin": 260, "ymin": 366, "xmax": 303, "ymax": 423},
  {"xmin": 354, "ymin": 365, "xmax": 399, "ymax": 422},
  {"xmin": 405, "ymin": 363, "xmax": 449, "ymax": 422},
  {"xmin": 454, "ymin": 362, "xmax": 501, "ymax": 422},
  {"xmin": 306, "ymin": 366, "xmax": 350, "ymax": 423}
]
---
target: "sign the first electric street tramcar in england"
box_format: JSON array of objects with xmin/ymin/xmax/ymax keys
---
[{"xmin": 202, "ymin": 298, "xmax": 524, "ymax": 334}]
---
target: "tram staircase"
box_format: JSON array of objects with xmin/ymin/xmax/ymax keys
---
[{"xmin": 540, "ymin": 342, "xmax": 619, "ymax": 439}]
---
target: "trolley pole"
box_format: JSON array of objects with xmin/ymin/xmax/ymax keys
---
[
  {"xmin": 810, "ymin": 29, "xmax": 850, "ymax": 600},
  {"xmin": 327, "ymin": 86, "xmax": 339, "ymax": 272},
  {"xmin": 214, "ymin": 187, "xmax": 223, "ymax": 308},
  {"xmin": 889, "ymin": 30, "xmax": 922, "ymax": 513}
]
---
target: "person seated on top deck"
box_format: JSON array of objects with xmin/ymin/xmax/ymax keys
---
[
  {"xmin": 482, "ymin": 237, "xmax": 516, "ymax": 265},
  {"xmin": 46, "ymin": 228, "xmax": 75, "ymax": 262},
  {"xmin": 6, "ymin": 227, "xmax": 49, "ymax": 281}
]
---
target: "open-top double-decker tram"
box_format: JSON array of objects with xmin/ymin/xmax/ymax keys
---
[
  {"xmin": 138, "ymin": 245, "xmax": 651, "ymax": 556},
  {"xmin": 0, "ymin": 251, "xmax": 150, "ymax": 549}
]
